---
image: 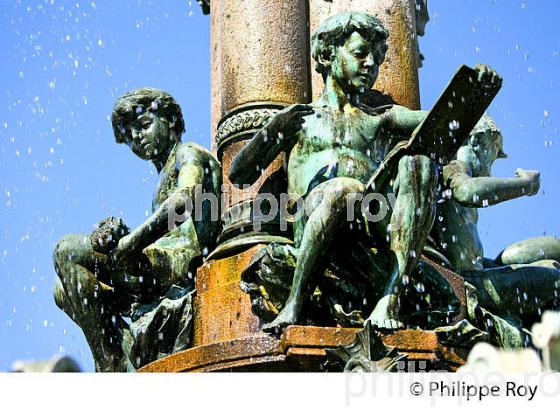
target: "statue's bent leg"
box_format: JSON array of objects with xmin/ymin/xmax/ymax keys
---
[
  {"xmin": 528, "ymin": 259, "xmax": 560, "ymax": 269},
  {"xmin": 53, "ymin": 234, "xmax": 128, "ymax": 372},
  {"xmin": 496, "ymin": 236, "xmax": 560, "ymax": 265},
  {"xmin": 263, "ymin": 177, "xmax": 364, "ymax": 332},
  {"xmin": 367, "ymin": 154, "xmax": 437, "ymax": 329},
  {"xmin": 463, "ymin": 264, "xmax": 560, "ymax": 322}
]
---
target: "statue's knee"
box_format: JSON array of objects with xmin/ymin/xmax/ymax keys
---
[
  {"xmin": 315, "ymin": 178, "xmax": 364, "ymax": 208},
  {"xmin": 398, "ymin": 154, "xmax": 437, "ymax": 187},
  {"xmin": 54, "ymin": 235, "xmax": 76, "ymax": 265},
  {"xmin": 328, "ymin": 177, "xmax": 363, "ymax": 198},
  {"xmin": 336, "ymin": 180, "xmax": 364, "ymax": 210},
  {"xmin": 54, "ymin": 237, "xmax": 70, "ymax": 279},
  {"xmin": 343, "ymin": 179, "xmax": 365, "ymax": 196},
  {"xmin": 54, "ymin": 234, "xmax": 89, "ymax": 269},
  {"xmin": 53, "ymin": 277, "xmax": 67, "ymax": 310},
  {"xmin": 399, "ymin": 154, "xmax": 434, "ymax": 173}
]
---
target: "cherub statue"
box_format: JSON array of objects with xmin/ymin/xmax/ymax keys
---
[
  {"xmin": 230, "ymin": 12, "xmax": 501, "ymax": 331},
  {"xmin": 434, "ymin": 114, "xmax": 560, "ymax": 323},
  {"xmin": 53, "ymin": 88, "xmax": 221, "ymax": 371}
]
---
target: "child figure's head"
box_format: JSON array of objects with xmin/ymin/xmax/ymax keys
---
[
  {"xmin": 458, "ymin": 114, "xmax": 508, "ymax": 177},
  {"xmin": 111, "ymin": 88, "xmax": 185, "ymax": 161},
  {"xmin": 311, "ymin": 12, "xmax": 388, "ymax": 95}
]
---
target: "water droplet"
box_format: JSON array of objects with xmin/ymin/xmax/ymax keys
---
[{"xmin": 448, "ymin": 120, "xmax": 460, "ymax": 131}]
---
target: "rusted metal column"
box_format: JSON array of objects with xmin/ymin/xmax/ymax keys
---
[
  {"xmin": 309, "ymin": 0, "xmax": 422, "ymax": 109},
  {"xmin": 212, "ymin": 0, "xmax": 311, "ymax": 249},
  {"xmin": 196, "ymin": 0, "xmax": 311, "ymax": 346},
  {"xmin": 209, "ymin": 0, "xmax": 221, "ymax": 154},
  {"xmin": 219, "ymin": 1, "xmax": 310, "ymax": 115}
]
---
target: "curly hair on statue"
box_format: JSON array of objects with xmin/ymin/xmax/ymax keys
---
[
  {"xmin": 311, "ymin": 12, "xmax": 389, "ymax": 81},
  {"xmin": 111, "ymin": 87, "xmax": 185, "ymax": 144}
]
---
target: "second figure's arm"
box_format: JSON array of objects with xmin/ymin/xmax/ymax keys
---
[{"xmin": 444, "ymin": 161, "xmax": 540, "ymax": 208}]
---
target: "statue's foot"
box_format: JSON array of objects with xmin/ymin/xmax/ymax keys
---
[
  {"xmin": 262, "ymin": 306, "xmax": 298, "ymax": 334},
  {"xmin": 366, "ymin": 295, "xmax": 405, "ymax": 330}
]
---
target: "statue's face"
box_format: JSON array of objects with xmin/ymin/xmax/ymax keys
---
[
  {"xmin": 124, "ymin": 110, "xmax": 175, "ymax": 161},
  {"xmin": 330, "ymin": 31, "xmax": 384, "ymax": 95}
]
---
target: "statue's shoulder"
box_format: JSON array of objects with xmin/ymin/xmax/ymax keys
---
[
  {"xmin": 443, "ymin": 159, "xmax": 472, "ymax": 186},
  {"xmin": 176, "ymin": 141, "xmax": 219, "ymax": 166}
]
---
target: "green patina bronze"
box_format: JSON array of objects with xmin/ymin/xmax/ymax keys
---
[
  {"xmin": 230, "ymin": 12, "xmax": 501, "ymax": 331},
  {"xmin": 434, "ymin": 114, "xmax": 560, "ymax": 325},
  {"xmin": 52, "ymin": 10, "xmax": 560, "ymax": 371},
  {"xmin": 53, "ymin": 88, "xmax": 221, "ymax": 371}
]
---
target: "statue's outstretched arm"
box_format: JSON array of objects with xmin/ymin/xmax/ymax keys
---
[
  {"xmin": 229, "ymin": 104, "xmax": 314, "ymax": 185},
  {"xmin": 444, "ymin": 160, "xmax": 540, "ymax": 208}
]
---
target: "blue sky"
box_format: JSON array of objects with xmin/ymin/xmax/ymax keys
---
[{"xmin": 0, "ymin": 0, "xmax": 558, "ymax": 371}]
